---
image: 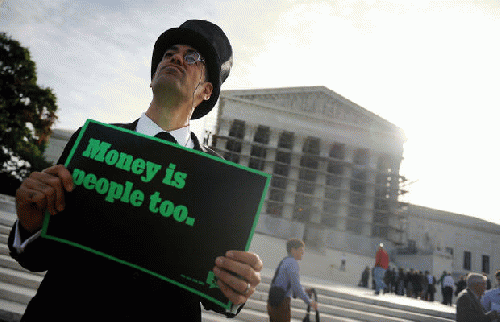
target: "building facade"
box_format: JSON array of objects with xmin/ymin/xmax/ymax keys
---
[
  {"xmin": 399, "ymin": 204, "xmax": 500, "ymax": 281},
  {"xmin": 210, "ymin": 86, "xmax": 407, "ymax": 257}
]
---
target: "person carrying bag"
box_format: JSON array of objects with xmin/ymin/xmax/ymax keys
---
[
  {"xmin": 268, "ymin": 259, "xmax": 291, "ymax": 307},
  {"xmin": 267, "ymin": 239, "xmax": 318, "ymax": 322}
]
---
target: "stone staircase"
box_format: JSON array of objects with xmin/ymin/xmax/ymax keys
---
[
  {"xmin": 1, "ymin": 203, "xmax": 456, "ymax": 322},
  {"xmin": 203, "ymin": 274, "xmax": 456, "ymax": 322},
  {"xmin": 0, "ymin": 207, "xmax": 44, "ymax": 322}
]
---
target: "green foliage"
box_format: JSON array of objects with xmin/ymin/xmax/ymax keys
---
[{"xmin": 0, "ymin": 33, "xmax": 58, "ymax": 194}]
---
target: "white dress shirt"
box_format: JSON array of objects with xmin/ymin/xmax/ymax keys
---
[
  {"xmin": 443, "ymin": 275, "xmax": 455, "ymax": 288},
  {"xmin": 136, "ymin": 112, "xmax": 194, "ymax": 148}
]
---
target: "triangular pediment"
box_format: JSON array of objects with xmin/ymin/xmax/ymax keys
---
[{"xmin": 221, "ymin": 86, "xmax": 397, "ymax": 132}]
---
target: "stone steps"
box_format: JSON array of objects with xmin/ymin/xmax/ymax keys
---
[
  {"xmin": 1, "ymin": 244, "xmax": 10, "ymax": 256},
  {"xmin": 0, "ymin": 281, "xmax": 36, "ymax": 306},
  {"xmin": 254, "ymin": 276, "xmax": 455, "ymax": 321},
  {"xmin": 230, "ymin": 282, "xmax": 454, "ymax": 322},
  {"xmin": 0, "ymin": 299, "xmax": 24, "ymax": 322},
  {"xmin": 0, "ymin": 205, "xmax": 455, "ymax": 322},
  {"xmin": 0, "ymin": 267, "xmax": 42, "ymax": 291}
]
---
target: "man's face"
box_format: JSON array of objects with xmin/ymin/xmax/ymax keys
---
[
  {"xmin": 479, "ymin": 280, "xmax": 486, "ymax": 295},
  {"xmin": 151, "ymin": 44, "xmax": 211, "ymax": 103},
  {"xmin": 291, "ymin": 246, "xmax": 305, "ymax": 261},
  {"xmin": 473, "ymin": 280, "xmax": 487, "ymax": 297}
]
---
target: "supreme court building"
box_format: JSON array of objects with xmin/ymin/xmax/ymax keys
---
[{"xmin": 210, "ymin": 86, "xmax": 407, "ymax": 257}]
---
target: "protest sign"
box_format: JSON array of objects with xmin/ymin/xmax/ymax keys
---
[{"xmin": 41, "ymin": 119, "xmax": 271, "ymax": 309}]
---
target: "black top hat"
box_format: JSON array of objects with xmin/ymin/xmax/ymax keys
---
[{"xmin": 151, "ymin": 20, "xmax": 233, "ymax": 119}]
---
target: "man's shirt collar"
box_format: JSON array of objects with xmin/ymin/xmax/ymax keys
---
[{"xmin": 136, "ymin": 113, "xmax": 193, "ymax": 148}]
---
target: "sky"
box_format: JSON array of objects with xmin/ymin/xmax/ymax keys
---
[{"xmin": 1, "ymin": 0, "xmax": 499, "ymax": 225}]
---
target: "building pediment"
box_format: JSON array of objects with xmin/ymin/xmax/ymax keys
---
[{"xmin": 221, "ymin": 86, "xmax": 397, "ymax": 133}]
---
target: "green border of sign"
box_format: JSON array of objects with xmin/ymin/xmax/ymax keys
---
[{"xmin": 40, "ymin": 119, "xmax": 271, "ymax": 310}]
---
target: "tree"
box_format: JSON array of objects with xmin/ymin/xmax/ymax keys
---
[{"xmin": 0, "ymin": 33, "xmax": 58, "ymax": 195}]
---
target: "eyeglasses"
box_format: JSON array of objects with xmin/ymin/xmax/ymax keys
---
[
  {"xmin": 184, "ymin": 51, "xmax": 205, "ymax": 65},
  {"xmin": 163, "ymin": 50, "xmax": 205, "ymax": 65}
]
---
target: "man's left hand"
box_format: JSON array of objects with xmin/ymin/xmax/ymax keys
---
[{"xmin": 213, "ymin": 251, "xmax": 263, "ymax": 305}]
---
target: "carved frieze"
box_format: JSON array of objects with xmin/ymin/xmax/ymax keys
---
[{"xmin": 233, "ymin": 90, "xmax": 374, "ymax": 129}]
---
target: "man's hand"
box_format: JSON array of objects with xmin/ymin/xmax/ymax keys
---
[
  {"xmin": 305, "ymin": 289, "xmax": 319, "ymax": 310},
  {"xmin": 213, "ymin": 251, "xmax": 263, "ymax": 305},
  {"xmin": 16, "ymin": 165, "xmax": 74, "ymax": 233}
]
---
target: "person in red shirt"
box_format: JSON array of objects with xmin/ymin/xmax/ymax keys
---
[{"xmin": 374, "ymin": 243, "xmax": 389, "ymax": 295}]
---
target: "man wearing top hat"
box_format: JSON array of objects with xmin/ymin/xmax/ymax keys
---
[{"xmin": 8, "ymin": 20, "xmax": 262, "ymax": 321}]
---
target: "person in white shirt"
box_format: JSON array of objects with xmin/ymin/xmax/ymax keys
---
[{"xmin": 442, "ymin": 272, "xmax": 455, "ymax": 305}]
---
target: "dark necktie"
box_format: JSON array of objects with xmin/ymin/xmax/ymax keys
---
[{"xmin": 154, "ymin": 132, "xmax": 177, "ymax": 144}]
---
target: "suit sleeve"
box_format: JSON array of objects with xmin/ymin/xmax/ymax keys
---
[
  {"xmin": 456, "ymin": 293, "xmax": 491, "ymax": 322},
  {"xmin": 456, "ymin": 294, "xmax": 476, "ymax": 322},
  {"xmin": 8, "ymin": 129, "xmax": 82, "ymax": 272},
  {"xmin": 286, "ymin": 261, "xmax": 311, "ymax": 305}
]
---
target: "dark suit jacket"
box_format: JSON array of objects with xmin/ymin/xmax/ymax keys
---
[
  {"xmin": 8, "ymin": 121, "xmax": 239, "ymax": 321},
  {"xmin": 456, "ymin": 288, "xmax": 496, "ymax": 322}
]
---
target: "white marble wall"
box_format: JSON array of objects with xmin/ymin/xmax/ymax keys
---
[{"xmin": 406, "ymin": 205, "xmax": 500, "ymax": 279}]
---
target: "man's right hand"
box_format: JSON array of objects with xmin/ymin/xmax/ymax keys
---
[{"xmin": 16, "ymin": 165, "xmax": 74, "ymax": 233}]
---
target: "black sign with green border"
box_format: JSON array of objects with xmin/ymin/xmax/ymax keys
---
[{"xmin": 41, "ymin": 119, "xmax": 271, "ymax": 310}]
